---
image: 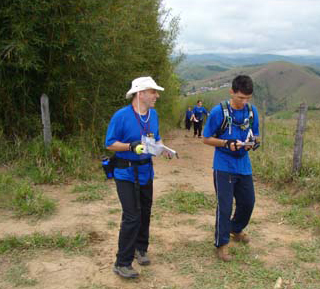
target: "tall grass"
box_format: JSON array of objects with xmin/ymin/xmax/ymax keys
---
[
  {"xmin": 0, "ymin": 135, "xmax": 101, "ymax": 184},
  {"xmin": 0, "ymin": 173, "xmax": 55, "ymax": 217},
  {"xmin": 251, "ymin": 119, "xmax": 295, "ymax": 184},
  {"xmin": 17, "ymin": 137, "xmax": 98, "ymax": 183},
  {"xmin": 0, "ymin": 127, "xmax": 22, "ymax": 164},
  {"xmin": 251, "ymin": 116, "xmax": 320, "ymax": 207}
]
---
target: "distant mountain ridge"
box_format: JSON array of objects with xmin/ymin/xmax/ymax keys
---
[
  {"xmin": 176, "ymin": 53, "xmax": 320, "ymax": 81},
  {"xmin": 181, "ymin": 60, "xmax": 320, "ymax": 113},
  {"xmin": 181, "ymin": 53, "xmax": 320, "ymax": 67}
]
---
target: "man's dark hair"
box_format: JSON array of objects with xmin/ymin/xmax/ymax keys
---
[
  {"xmin": 232, "ymin": 75, "xmax": 253, "ymax": 95},
  {"xmin": 197, "ymin": 100, "xmax": 202, "ymax": 104}
]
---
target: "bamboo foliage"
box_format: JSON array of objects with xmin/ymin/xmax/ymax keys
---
[{"xmin": 0, "ymin": 0, "xmax": 180, "ymax": 138}]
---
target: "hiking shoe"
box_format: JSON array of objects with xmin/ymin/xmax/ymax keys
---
[
  {"xmin": 135, "ymin": 250, "xmax": 151, "ymax": 266},
  {"xmin": 231, "ymin": 231, "xmax": 250, "ymax": 244},
  {"xmin": 113, "ymin": 265, "xmax": 139, "ymax": 278},
  {"xmin": 216, "ymin": 244, "xmax": 232, "ymax": 262}
]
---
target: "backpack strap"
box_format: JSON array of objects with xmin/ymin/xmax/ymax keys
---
[
  {"xmin": 247, "ymin": 102, "xmax": 254, "ymax": 128},
  {"xmin": 213, "ymin": 101, "xmax": 254, "ymax": 137},
  {"xmin": 213, "ymin": 100, "xmax": 230, "ymax": 137}
]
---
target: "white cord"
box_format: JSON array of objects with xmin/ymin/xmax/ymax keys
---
[{"xmin": 137, "ymin": 93, "xmax": 150, "ymax": 123}]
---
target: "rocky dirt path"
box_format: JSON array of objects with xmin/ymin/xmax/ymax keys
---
[{"xmin": 0, "ymin": 129, "xmax": 318, "ymax": 289}]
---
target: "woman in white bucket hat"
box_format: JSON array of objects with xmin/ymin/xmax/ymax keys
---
[{"xmin": 105, "ymin": 76, "xmax": 172, "ymax": 278}]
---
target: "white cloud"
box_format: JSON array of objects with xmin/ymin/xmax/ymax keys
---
[{"xmin": 163, "ymin": 0, "xmax": 320, "ymax": 55}]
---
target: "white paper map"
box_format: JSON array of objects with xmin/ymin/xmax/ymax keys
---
[{"xmin": 141, "ymin": 135, "xmax": 178, "ymax": 158}]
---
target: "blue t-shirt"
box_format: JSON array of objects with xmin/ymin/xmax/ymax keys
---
[
  {"xmin": 203, "ymin": 102, "xmax": 259, "ymax": 175},
  {"xmin": 186, "ymin": 110, "xmax": 193, "ymax": 120},
  {"xmin": 105, "ymin": 105, "xmax": 161, "ymax": 185},
  {"xmin": 192, "ymin": 106, "xmax": 208, "ymax": 121}
]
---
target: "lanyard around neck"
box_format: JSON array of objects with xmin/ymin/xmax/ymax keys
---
[{"xmin": 132, "ymin": 105, "xmax": 150, "ymax": 136}]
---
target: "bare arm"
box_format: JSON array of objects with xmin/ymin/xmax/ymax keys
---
[
  {"xmin": 107, "ymin": 141, "xmax": 130, "ymax": 152},
  {"xmin": 203, "ymin": 137, "xmax": 227, "ymax": 148},
  {"xmin": 203, "ymin": 137, "xmax": 243, "ymax": 151}
]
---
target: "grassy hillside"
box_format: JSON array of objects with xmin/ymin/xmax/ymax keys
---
[
  {"xmin": 176, "ymin": 63, "xmax": 228, "ymax": 80},
  {"xmin": 176, "ymin": 53, "xmax": 320, "ymax": 73},
  {"xmin": 182, "ymin": 61, "xmax": 320, "ymax": 114},
  {"xmin": 185, "ymin": 66, "xmax": 258, "ymax": 91},
  {"xmin": 252, "ymin": 62, "xmax": 320, "ymax": 109}
]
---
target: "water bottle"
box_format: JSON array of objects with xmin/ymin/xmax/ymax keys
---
[{"xmin": 102, "ymin": 158, "xmax": 114, "ymax": 179}]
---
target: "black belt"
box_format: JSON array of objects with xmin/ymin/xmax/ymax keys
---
[
  {"xmin": 115, "ymin": 157, "xmax": 152, "ymax": 210},
  {"xmin": 115, "ymin": 158, "xmax": 151, "ymax": 169}
]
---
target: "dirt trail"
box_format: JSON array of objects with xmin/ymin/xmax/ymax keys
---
[{"xmin": 0, "ymin": 129, "xmax": 316, "ymax": 289}]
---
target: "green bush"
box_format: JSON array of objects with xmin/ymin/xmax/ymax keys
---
[{"xmin": 0, "ymin": 0, "xmax": 181, "ymax": 139}]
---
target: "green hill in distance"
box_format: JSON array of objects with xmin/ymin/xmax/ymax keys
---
[
  {"xmin": 179, "ymin": 59, "xmax": 320, "ymax": 114},
  {"xmin": 252, "ymin": 61, "xmax": 320, "ymax": 110},
  {"xmin": 176, "ymin": 62, "xmax": 229, "ymax": 80},
  {"xmin": 177, "ymin": 53, "xmax": 320, "ymax": 72}
]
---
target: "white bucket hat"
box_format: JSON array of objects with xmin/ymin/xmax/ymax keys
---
[{"xmin": 126, "ymin": 76, "xmax": 164, "ymax": 99}]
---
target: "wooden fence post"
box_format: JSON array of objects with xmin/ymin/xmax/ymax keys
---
[
  {"xmin": 40, "ymin": 94, "xmax": 52, "ymax": 146},
  {"xmin": 292, "ymin": 103, "xmax": 308, "ymax": 174}
]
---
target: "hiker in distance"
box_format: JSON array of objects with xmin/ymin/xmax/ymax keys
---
[
  {"xmin": 105, "ymin": 76, "xmax": 174, "ymax": 278},
  {"xmin": 203, "ymin": 75, "xmax": 260, "ymax": 262},
  {"xmin": 192, "ymin": 100, "xmax": 209, "ymax": 138},
  {"xmin": 185, "ymin": 106, "xmax": 193, "ymax": 131}
]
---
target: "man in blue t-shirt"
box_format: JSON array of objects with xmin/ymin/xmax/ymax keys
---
[
  {"xmin": 185, "ymin": 106, "xmax": 193, "ymax": 131},
  {"xmin": 203, "ymin": 75, "xmax": 260, "ymax": 262},
  {"xmin": 105, "ymin": 76, "xmax": 173, "ymax": 278},
  {"xmin": 192, "ymin": 100, "xmax": 208, "ymax": 138}
]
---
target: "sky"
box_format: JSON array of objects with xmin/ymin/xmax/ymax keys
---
[{"xmin": 162, "ymin": 0, "xmax": 320, "ymax": 56}]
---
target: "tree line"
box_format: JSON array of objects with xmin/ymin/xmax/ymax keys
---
[{"xmin": 0, "ymin": 0, "xmax": 181, "ymax": 140}]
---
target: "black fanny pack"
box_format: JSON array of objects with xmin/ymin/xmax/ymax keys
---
[
  {"xmin": 102, "ymin": 156, "xmax": 152, "ymax": 180},
  {"xmin": 102, "ymin": 154, "xmax": 117, "ymax": 179}
]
